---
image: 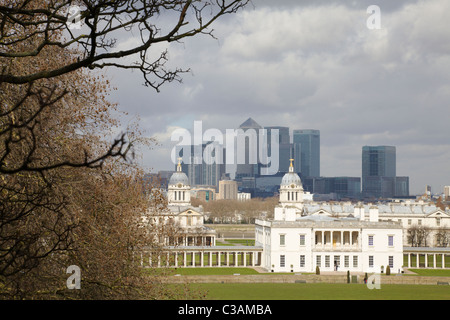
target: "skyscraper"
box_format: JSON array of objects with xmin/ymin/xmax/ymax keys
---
[
  {"xmin": 264, "ymin": 126, "xmax": 292, "ymax": 173},
  {"xmin": 362, "ymin": 146, "xmax": 409, "ymax": 198},
  {"xmin": 235, "ymin": 118, "xmax": 262, "ymax": 179},
  {"xmin": 293, "ymin": 129, "xmax": 320, "ymax": 178},
  {"xmin": 174, "ymin": 142, "xmax": 225, "ymax": 188},
  {"xmin": 362, "ymin": 146, "xmax": 396, "ymax": 178}
]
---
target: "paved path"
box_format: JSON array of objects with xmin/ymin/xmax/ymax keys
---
[{"xmin": 250, "ymin": 266, "xmax": 417, "ymax": 276}]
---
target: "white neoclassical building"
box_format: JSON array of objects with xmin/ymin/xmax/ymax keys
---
[
  {"xmin": 145, "ymin": 159, "xmax": 216, "ymax": 247},
  {"xmin": 255, "ymin": 160, "xmax": 404, "ymax": 273},
  {"xmin": 301, "ymin": 201, "xmax": 450, "ymax": 247}
]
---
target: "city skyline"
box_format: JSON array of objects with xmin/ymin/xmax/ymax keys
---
[
  {"xmin": 106, "ymin": 0, "xmax": 450, "ymax": 196},
  {"xmin": 157, "ymin": 117, "xmax": 433, "ymax": 196},
  {"xmin": 168, "ymin": 117, "xmax": 412, "ymax": 199}
]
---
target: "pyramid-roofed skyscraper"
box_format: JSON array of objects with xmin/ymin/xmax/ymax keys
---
[{"xmin": 235, "ymin": 118, "xmax": 262, "ymax": 180}]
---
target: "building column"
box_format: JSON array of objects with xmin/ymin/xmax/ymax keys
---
[
  {"xmin": 443, "ymin": 254, "xmax": 445, "ymax": 269},
  {"xmin": 183, "ymin": 252, "xmax": 187, "ymax": 267},
  {"xmin": 433, "ymin": 254, "xmax": 436, "ymax": 269},
  {"xmin": 321, "ymin": 231, "xmax": 324, "ymax": 248},
  {"xmin": 201, "ymin": 251, "xmax": 204, "ymax": 267},
  {"xmin": 416, "ymin": 254, "xmax": 419, "ymax": 268},
  {"xmin": 425, "ymin": 254, "xmax": 428, "ymax": 268},
  {"xmin": 408, "ymin": 253, "xmax": 411, "ymax": 268},
  {"xmin": 331, "ymin": 231, "xmax": 335, "ymax": 248}
]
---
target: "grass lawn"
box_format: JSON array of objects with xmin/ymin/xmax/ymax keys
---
[
  {"xmin": 407, "ymin": 269, "xmax": 450, "ymax": 277},
  {"xmin": 224, "ymin": 239, "xmax": 255, "ymax": 246},
  {"xmin": 191, "ymin": 283, "xmax": 450, "ymax": 300}
]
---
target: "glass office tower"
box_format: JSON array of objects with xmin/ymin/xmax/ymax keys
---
[
  {"xmin": 293, "ymin": 129, "xmax": 320, "ymax": 178},
  {"xmin": 362, "ymin": 146, "xmax": 396, "ymax": 178},
  {"xmin": 362, "ymin": 146, "xmax": 408, "ymax": 198},
  {"xmin": 264, "ymin": 126, "xmax": 291, "ymax": 173},
  {"xmin": 235, "ymin": 117, "xmax": 262, "ymax": 179}
]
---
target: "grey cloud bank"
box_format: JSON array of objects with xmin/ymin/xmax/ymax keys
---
[{"xmin": 107, "ymin": 0, "xmax": 450, "ymax": 195}]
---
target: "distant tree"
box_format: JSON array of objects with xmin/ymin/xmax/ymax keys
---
[
  {"xmin": 435, "ymin": 227, "xmax": 450, "ymax": 247},
  {"xmin": 200, "ymin": 197, "xmax": 279, "ymax": 224},
  {"xmin": 436, "ymin": 196, "xmax": 446, "ymax": 210},
  {"xmin": 407, "ymin": 225, "xmax": 431, "ymax": 247}
]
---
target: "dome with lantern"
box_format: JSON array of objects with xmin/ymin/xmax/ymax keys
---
[
  {"xmin": 168, "ymin": 158, "xmax": 189, "ymax": 186},
  {"xmin": 280, "ymin": 159, "xmax": 303, "ymax": 189},
  {"xmin": 168, "ymin": 171, "xmax": 189, "ymax": 186}
]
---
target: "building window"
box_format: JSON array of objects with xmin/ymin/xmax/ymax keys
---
[
  {"xmin": 388, "ymin": 256, "xmax": 394, "ymax": 269},
  {"xmin": 353, "ymin": 256, "xmax": 358, "ymax": 268},
  {"xmin": 369, "ymin": 256, "xmax": 374, "ymax": 268},
  {"xmin": 325, "ymin": 255, "xmax": 330, "ymax": 268},
  {"xmin": 280, "ymin": 234, "xmax": 285, "ymax": 246},
  {"xmin": 344, "ymin": 256, "xmax": 349, "ymax": 268},
  {"xmin": 316, "ymin": 255, "xmax": 321, "ymax": 268},
  {"xmin": 408, "ymin": 219, "xmax": 412, "ymax": 226},
  {"xmin": 418, "ymin": 219, "xmax": 422, "ymax": 226},
  {"xmin": 436, "ymin": 218, "xmax": 441, "ymax": 227},
  {"xmin": 388, "ymin": 235, "xmax": 394, "ymax": 247},
  {"xmin": 300, "ymin": 255, "xmax": 305, "ymax": 268},
  {"xmin": 299, "ymin": 234, "xmax": 305, "ymax": 246},
  {"xmin": 280, "ymin": 255, "xmax": 285, "ymax": 268},
  {"xmin": 368, "ymin": 235, "xmax": 374, "ymax": 247}
]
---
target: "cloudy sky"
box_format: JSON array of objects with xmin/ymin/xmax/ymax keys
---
[{"xmin": 106, "ymin": 0, "xmax": 450, "ymax": 195}]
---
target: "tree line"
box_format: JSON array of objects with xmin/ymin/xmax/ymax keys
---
[{"xmin": 192, "ymin": 197, "xmax": 279, "ymax": 224}]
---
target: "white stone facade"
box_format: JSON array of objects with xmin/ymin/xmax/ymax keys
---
[
  {"xmin": 145, "ymin": 160, "xmax": 216, "ymax": 247},
  {"xmin": 255, "ymin": 160, "xmax": 404, "ymax": 273},
  {"xmin": 256, "ymin": 216, "xmax": 403, "ymax": 274},
  {"xmin": 302, "ymin": 202, "xmax": 450, "ymax": 247}
]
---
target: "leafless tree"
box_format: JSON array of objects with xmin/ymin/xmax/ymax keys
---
[
  {"xmin": 435, "ymin": 227, "xmax": 450, "ymax": 247},
  {"xmin": 0, "ymin": 0, "xmax": 249, "ymax": 299},
  {"xmin": 407, "ymin": 224, "xmax": 432, "ymax": 247}
]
